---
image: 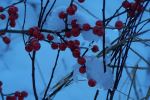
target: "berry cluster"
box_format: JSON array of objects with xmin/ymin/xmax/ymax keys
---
[
  {"xmin": 28, "ymin": 27, "xmax": 44, "ymax": 40},
  {"xmin": 0, "ymin": 6, "xmax": 19, "ymax": 45},
  {"xmin": 8, "ymin": 6, "xmax": 18, "ymax": 27},
  {"xmin": 0, "ymin": 81, "xmax": 28, "ymax": 100},
  {"xmin": 25, "ymin": 38, "xmax": 41, "ymax": 52},
  {"xmin": 25, "ymin": 27, "xmax": 46, "ymax": 52},
  {"xmin": 0, "ymin": 6, "xmax": 6, "ymax": 20},
  {"xmin": 6, "ymin": 91, "xmax": 28, "ymax": 100},
  {"xmin": 53, "ymin": 0, "xmax": 101, "ymax": 87},
  {"xmin": 122, "ymin": 0, "xmax": 144, "ymax": 17}
]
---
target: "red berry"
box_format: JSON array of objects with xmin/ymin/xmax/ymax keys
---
[
  {"xmin": 51, "ymin": 43, "xmax": 58, "ymax": 49},
  {"xmin": 18, "ymin": 96, "xmax": 24, "ymax": 100},
  {"xmin": 96, "ymin": 20, "xmax": 103, "ymax": 27},
  {"xmin": 37, "ymin": 33, "xmax": 45, "ymax": 40},
  {"xmin": 122, "ymin": 1, "xmax": 131, "ymax": 9},
  {"xmin": 21, "ymin": 91, "xmax": 28, "ymax": 97},
  {"xmin": 79, "ymin": 65, "xmax": 86, "ymax": 74},
  {"xmin": 6, "ymin": 96, "xmax": 17, "ymax": 100},
  {"xmin": 59, "ymin": 43, "xmax": 67, "ymax": 51},
  {"xmin": 128, "ymin": 10, "xmax": 135, "ymax": 17},
  {"xmin": 72, "ymin": 49, "xmax": 80, "ymax": 58},
  {"xmin": 58, "ymin": 11, "xmax": 67, "ymax": 19},
  {"xmin": 9, "ymin": 14, "xmax": 14, "ymax": 20},
  {"xmin": 33, "ymin": 42, "xmax": 41, "ymax": 51},
  {"xmin": 93, "ymin": 26, "xmax": 104, "ymax": 36},
  {"xmin": 71, "ymin": 28, "xmax": 80, "ymax": 37},
  {"xmin": 71, "ymin": 19, "xmax": 78, "ymax": 28},
  {"xmin": 33, "ymin": 29, "xmax": 40, "ymax": 36},
  {"xmin": 78, "ymin": 0, "xmax": 85, "ymax": 3},
  {"xmin": 10, "ymin": 20, "xmax": 16, "ymax": 27},
  {"xmin": 28, "ymin": 28, "xmax": 34, "ymax": 35},
  {"xmin": 67, "ymin": 40, "xmax": 75, "ymax": 49},
  {"xmin": 88, "ymin": 79, "xmax": 96, "ymax": 87},
  {"xmin": 47, "ymin": 34, "xmax": 54, "ymax": 41},
  {"xmin": 0, "ymin": 6, "xmax": 4, "ymax": 12},
  {"xmin": 77, "ymin": 57, "xmax": 86, "ymax": 65},
  {"xmin": 25, "ymin": 44, "xmax": 33, "ymax": 52},
  {"xmin": 2, "ymin": 36, "xmax": 10, "ymax": 44},
  {"xmin": 115, "ymin": 20, "xmax": 124, "ymax": 30},
  {"xmin": 8, "ymin": 6, "xmax": 18, "ymax": 15},
  {"xmin": 66, "ymin": 6, "xmax": 76, "ymax": 15},
  {"xmin": 82, "ymin": 23, "xmax": 90, "ymax": 31},
  {"xmin": 92, "ymin": 45, "xmax": 99, "ymax": 53},
  {"xmin": 65, "ymin": 31, "xmax": 72, "ymax": 38},
  {"xmin": 0, "ymin": 14, "xmax": 6, "ymax": 20}
]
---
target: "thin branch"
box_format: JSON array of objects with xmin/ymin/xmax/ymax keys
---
[{"xmin": 43, "ymin": 50, "xmax": 60, "ymax": 100}]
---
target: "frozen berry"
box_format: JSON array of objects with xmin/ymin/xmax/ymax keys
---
[
  {"xmin": 92, "ymin": 45, "xmax": 99, "ymax": 53},
  {"xmin": 25, "ymin": 44, "xmax": 33, "ymax": 52},
  {"xmin": 58, "ymin": 11, "xmax": 67, "ymax": 19},
  {"xmin": 47, "ymin": 34, "xmax": 54, "ymax": 41},
  {"xmin": 59, "ymin": 43, "xmax": 67, "ymax": 51},
  {"xmin": 96, "ymin": 20, "xmax": 103, "ymax": 27},
  {"xmin": 0, "ymin": 14, "xmax": 6, "ymax": 20},
  {"xmin": 77, "ymin": 57, "xmax": 86, "ymax": 65},
  {"xmin": 72, "ymin": 49, "xmax": 80, "ymax": 58},
  {"xmin": 115, "ymin": 20, "xmax": 124, "ymax": 30},
  {"xmin": 82, "ymin": 23, "xmax": 91, "ymax": 31},
  {"xmin": 8, "ymin": 6, "xmax": 18, "ymax": 15},
  {"xmin": 71, "ymin": 28, "xmax": 80, "ymax": 37},
  {"xmin": 93, "ymin": 26, "xmax": 104, "ymax": 36},
  {"xmin": 88, "ymin": 79, "xmax": 96, "ymax": 87},
  {"xmin": 10, "ymin": 20, "xmax": 16, "ymax": 27},
  {"xmin": 33, "ymin": 42, "xmax": 41, "ymax": 51},
  {"xmin": 65, "ymin": 31, "xmax": 72, "ymax": 38},
  {"xmin": 79, "ymin": 65, "xmax": 86, "ymax": 74},
  {"xmin": 6, "ymin": 96, "xmax": 17, "ymax": 100},
  {"xmin": 2, "ymin": 36, "xmax": 10, "ymax": 44},
  {"xmin": 51, "ymin": 43, "xmax": 58, "ymax": 49},
  {"xmin": 66, "ymin": 6, "xmax": 76, "ymax": 15}
]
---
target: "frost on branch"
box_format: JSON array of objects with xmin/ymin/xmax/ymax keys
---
[{"xmin": 73, "ymin": 56, "xmax": 114, "ymax": 90}]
